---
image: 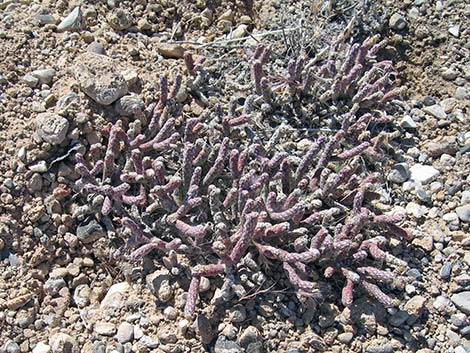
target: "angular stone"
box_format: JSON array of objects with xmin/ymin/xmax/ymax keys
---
[
  {"xmin": 35, "ymin": 113, "xmax": 69, "ymax": 145},
  {"xmin": 455, "ymin": 205, "xmax": 470, "ymax": 223},
  {"xmin": 57, "ymin": 7, "xmax": 83, "ymax": 32},
  {"xmin": 116, "ymin": 322, "xmax": 134, "ymax": 343},
  {"xmin": 452, "ymin": 292, "xmax": 470, "ymax": 314},
  {"xmin": 409, "ymin": 164, "xmax": 440, "ymax": 184},
  {"xmin": 73, "ymin": 52, "xmax": 128, "ymax": 105},
  {"xmin": 423, "ymin": 105, "xmax": 447, "ymax": 120},
  {"xmin": 76, "ymin": 220, "xmax": 105, "ymax": 244}
]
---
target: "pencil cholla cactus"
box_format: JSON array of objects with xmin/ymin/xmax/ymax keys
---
[{"xmin": 74, "ymin": 33, "xmax": 409, "ymax": 318}]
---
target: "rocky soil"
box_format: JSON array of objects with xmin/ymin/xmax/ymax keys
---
[{"xmin": 0, "ymin": 1, "xmax": 469, "ymax": 353}]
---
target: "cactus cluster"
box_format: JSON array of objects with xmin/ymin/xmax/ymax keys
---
[{"xmin": 74, "ymin": 35, "xmax": 409, "ymax": 317}]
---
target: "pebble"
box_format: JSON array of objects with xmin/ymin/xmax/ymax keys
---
[
  {"xmin": 440, "ymin": 262, "xmax": 453, "ymax": 280},
  {"xmin": 404, "ymin": 295, "xmax": 426, "ymax": 316},
  {"xmin": 449, "ymin": 25, "xmax": 460, "ymax": 38},
  {"xmin": 196, "ymin": 315, "xmax": 214, "ymax": 345},
  {"xmin": 87, "ymin": 41, "xmax": 106, "ymax": 55},
  {"xmin": 409, "ymin": 164, "xmax": 440, "ymax": 184},
  {"xmin": 76, "ymin": 220, "xmax": 105, "ymax": 244},
  {"xmin": 230, "ymin": 24, "xmax": 248, "ymax": 39},
  {"xmin": 74, "ymin": 52, "xmax": 128, "ymax": 105},
  {"xmin": 146, "ymin": 269, "xmax": 173, "ymax": 302},
  {"xmin": 455, "ymin": 205, "xmax": 470, "ymax": 222},
  {"xmin": 400, "ymin": 115, "xmax": 417, "ymax": 129},
  {"xmin": 31, "ymin": 69, "xmax": 56, "ymax": 84},
  {"xmin": 389, "ymin": 310, "xmax": 409, "ymax": 327},
  {"xmin": 442, "ymin": 68, "xmax": 458, "ymax": 81},
  {"xmin": 95, "ymin": 322, "xmax": 117, "ymax": 336},
  {"xmin": 388, "ymin": 163, "xmax": 410, "ymax": 183},
  {"xmin": 4, "ymin": 342, "xmax": 20, "ymax": 353},
  {"xmin": 451, "ymin": 292, "xmax": 470, "ymax": 314},
  {"xmin": 455, "ymin": 87, "xmax": 467, "ymax": 100},
  {"xmin": 139, "ymin": 336, "xmax": 158, "ymax": 349},
  {"xmin": 73, "ymin": 284, "xmax": 90, "ymax": 308},
  {"xmin": 451, "ymin": 313, "xmax": 468, "ymax": 327},
  {"xmin": 32, "ymin": 342, "xmax": 51, "ymax": 353},
  {"xmin": 433, "ymin": 296, "xmax": 453, "ymax": 312},
  {"xmin": 214, "ymin": 336, "xmax": 243, "ymax": 353},
  {"xmin": 406, "ymin": 202, "xmax": 426, "ymax": 219},
  {"xmin": 155, "ymin": 43, "xmax": 185, "ymax": 59},
  {"xmin": 35, "ymin": 113, "xmax": 69, "ymax": 145},
  {"xmin": 23, "ymin": 74, "xmax": 39, "ymax": 87},
  {"xmin": 44, "ymin": 278, "xmax": 66, "ymax": 296},
  {"xmin": 49, "ymin": 333, "xmax": 76, "ymax": 353},
  {"xmin": 100, "ymin": 282, "xmax": 130, "ymax": 309},
  {"xmin": 389, "ymin": 13, "xmax": 407, "ymax": 30},
  {"xmin": 337, "ymin": 332, "xmax": 353, "ymax": 344},
  {"xmin": 163, "ymin": 306, "xmax": 178, "ymax": 320},
  {"xmin": 423, "ymin": 105, "xmax": 447, "ymax": 120},
  {"xmin": 57, "ymin": 7, "xmax": 83, "ymax": 32},
  {"xmin": 37, "ymin": 14, "xmax": 56, "ymax": 25},
  {"xmin": 116, "ymin": 322, "xmax": 134, "ymax": 343},
  {"xmin": 416, "ymin": 189, "xmax": 431, "ymax": 203},
  {"xmin": 7, "ymin": 293, "xmax": 32, "ymax": 310},
  {"xmin": 115, "ymin": 94, "xmax": 145, "ymax": 116}
]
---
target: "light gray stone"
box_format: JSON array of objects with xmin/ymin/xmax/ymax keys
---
[
  {"xmin": 57, "ymin": 7, "xmax": 83, "ymax": 32},
  {"xmin": 74, "ymin": 52, "xmax": 128, "ymax": 105},
  {"xmin": 456, "ymin": 205, "xmax": 470, "ymax": 223},
  {"xmin": 409, "ymin": 164, "xmax": 440, "ymax": 184},
  {"xmin": 35, "ymin": 113, "xmax": 69, "ymax": 145},
  {"xmin": 450, "ymin": 291, "xmax": 470, "ymax": 315},
  {"xmin": 389, "ymin": 13, "xmax": 407, "ymax": 30},
  {"xmin": 423, "ymin": 104, "xmax": 447, "ymax": 120},
  {"xmin": 116, "ymin": 322, "xmax": 134, "ymax": 343},
  {"xmin": 449, "ymin": 25, "xmax": 460, "ymax": 38},
  {"xmin": 31, "ymin": 69, "xmax": 56, "ymax": 84},
  {"xmin": 94, "ymin": 322, "xmax": 116, "ymax": 336}
]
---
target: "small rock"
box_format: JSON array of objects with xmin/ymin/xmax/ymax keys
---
[
  {"xmin": 451, "ymin": 292, "xmax": 470, "ymax": 314},
  {"xmin": 196, "ymin": 315, "xmax": 214, "ymax": 345},
  {"xmin": 433, "ymin": 296, "xmax": 453, "ymax": 312},
  {"xmin": 239, "ymin": 326, "xmax": 262, "ymax": 349},
  {"xmin": 35, "ymin": 113, "xmax": 69, "ymax": 145},
  {"xmin": 389, "ymin": 13, "xmax": 407, "ymax": 30},
  {"xmin": 214, "ymin": 336, "xmax": 243, "ymax": 353},
  {"xmin": 406, "ymin": 202, "xmax": 426, "ymax": 219},
  {"xmin": 74, "ymin": 52, "xmax": 128, "ymax": 105},
  {"xmin": 337, "ymin": 332, "xmax": 353, "ymax": 344},
  {"xmin": 49, "ymin": 333, "xmax": 77, "ymax": 353},
  {"xmin": 73, "ymin": 284, "xmax": 90, "ymax": 308},
  {"xmin": 449, "ymin": 25, "xmax": 460, "ymax": 38},
  {"xmin": 116, "ymin": 322, "xmax": 134, "ymax": 343},
  {"xmin": 230, "ymin": 24, "xmax": 248, "ymax": 39},
  {"xmin": 101, "ymin": 282, "xmax": 130, "ymax": 309},
  {"xmin": 423, "ymin": 105, "xmax": 447, "ymax": 120},
  {"xmin": 404, "ymin": 295, "xmax": 426, "ymax": 316},
  {"xmin": 388, "ymin": 163, "xmax": 410, "ymax": 183},
  {"xmin": 94, "ymin": 322, "xmax": 116, "ymax": 336},
  {"xmin": 409, "ymin": 164, "xmax": 440, "ymax": 184},
  {"xmin": 423, "ymin": 96, "xmax": 436, "ymax": 106},
  {"xmin": 44, "ymin": 278, "xmax": 66, "ymax": 296},
  {"xmin": 455, "ymin": 87, "xmax": 467, "ymax": 100},
  {"xmin": 442, "ymin": 68, "xmax": 458, "ymax": 81},
  {"xmin": 115, "ymin": 94, "xmax": 144, "ymax": 116},
  {"xmin": 412, "ymin": 233, "xmax": 433, "ymax": 251},
  {"xmin": 146, "ymin": 270, "xmax": 173, "ymax": 302},
  {"xmin": 400, "ymin": 115, "xmax": 417, "ymax": 129},
  {"xmin": 389, "ymin": 310, "xmax": 409, "ymax": 327},
  {"xmin": 155, "ymin": 43, "xmax": 185, "ymax": 59},
  {"xmin": 139, "ymin": 336, "xmax": 158, "ymax": 349},
  {"xmin": 23, "ymin": 74, "xmax": 39, "ymax": 87},
  {"xmin": 76, "ymin": 220, "xmax": 105, "ymax": 244},
  {"xmin": 32, "ymin": 342, "xmax": 51, "ymax": 353},
  {"xmin": 87, "ymin": 42, "xmax": 105, "ymax": 55},
  {"xmin": 440, "ymin": 263, "xmax": 453, "ymax": 280},
  {"xmin": 7, "ymin": 293, "xmax": 32, "ymax": 311},
  {"xmin": 455, "ymin": 205, "xmax": 470, "ymax": 223},
  {"xmin": 4, "ymin": 342, "xmax": 20, "ymax": 353},
  {"xmin": 57, "ymin": 7, "xmax": 83, "ymax": 32},
  {"xmin": 31, "ymin": 69, "xmax": 56, "ymax": 84},
  {"xmin": 107, "ymin": 9, "xmax": 133, "ymax": 30},
  {"xmin": 37, "ymin": 14, "xmax": 56, "ymax": 25},
  {"xmin": 137, "ymin": 18, "xmax": 151, "ymax": 31},
  {"xmin": 163, "ymin": 306, "xmax": 178, "ymax": 320}
]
